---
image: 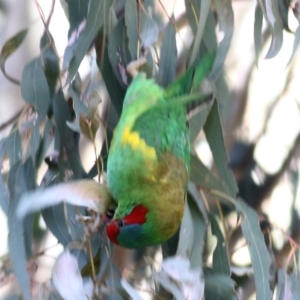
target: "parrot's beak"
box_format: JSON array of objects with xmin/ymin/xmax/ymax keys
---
[{"xmin": 102, "ymin": 207, "xmax": 115, "ymax": 224}]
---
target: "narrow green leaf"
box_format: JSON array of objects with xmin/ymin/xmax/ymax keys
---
[
  {"xmin": 189, "ymin": 0, "xmax": 210, "ymax": 67},
  {"xmin": 184, "ymin": 0, "xmax": 200, "ymax": 35},
  {"xmin": 7, "ymin": 162, "xmax": 32, "ymax": 300},
  {"xmin": 65, "ymin": 0, "xmax": 114, "ymax": 84},
  {"xmin": 203, "ymin": 101, "xmax": 238, "ymax": 197},
  {"xmin": 209, "ymin": 0, "xmax": 234, "ymax": 80},
  {"xmin": 276, "ymin": 269, "xmax": 292, "ymax": 300},
  {"xmin": 67, "ymin": 84, "xmax": 89, "ymax": 133},
  {"xmin": 202, "ymin": 10, "xmax": 218, "ymax": 53},
  {"xmin": 97, "ymin": 34, "xmax": 125, "ymax": 118},
  {"xmin": 260, "ymin": 0, "xmax": 284, "ymax": 58},
  {"xmin": 125, "ymin": 0, "xmax": 138, "ymax": 59},
  {"xmin": 254, "ymin": 4, "xmax": 263, "ymax": 66},
  {"xmin": 29, "ymin": 125, "xmax": 41, "ymax": 164},
  {"xmin": 0, "ymin": 140, "xmax": 9, "ymax": 214},
  {"xmin": 108, "ymin": 18, "xmax": 132, "ymax": 88},
  {"xmin": 177, "ymin": 200, "xmax": 194, "ymax": 258},
  {"xmin": 277, "ymin": 0, "xmax": 291, "ymax": 32},
  {"xmin": 204, "ymin": 269, "xmax": 238, "ymax": 300},
  {"xmin": 288, "ymin": 5, "xmax": 300, "ymax": 64},
  {"xmin": 290, "ymin": 265, "xmax": 300, "ymax": 298},
  {"xmin": 53, "ymin": 90, "xmax": 84, "ymax": 179},
  {"xmin": 67, "ymin": 0, "xmax": 89, "ymax": 37},
  {"xmin": 235, "ymin": 200, "xmax": 273, "ymax": 300},
  {"xmin": 188, "ymin": 182, "xmax": 208, "ymax": 224},
  {"xmin": 35, "ymin": 118, "xmax": 55, "ymax": 170},
  {"xmin": 210, "ymin": 215, "xmax": 230, "ymax": 275},
  {"xmin": 157, "ymin": 20, "xmax": 177, "ymax": 88},
  {"xmin": 40, "ymin": 31, "xmax": 60, "ymax": 98},
  {"xmin": 140, "ymin": 11, "xmax": 159, "ymax": 49},
  {"xmin": 21, "ymin": 57, "xmax": 50, "ymax": 125},
  {"xmin": 0, "ymin": 29, "xmax": 27, "ymax": 84},
  {"xmin": 5, "ymin": 128, "xmax": 22, "ymax": 166},
  {"xmin": 188, "ymin": 193, "xmax": 207, "ymax": 269},
  {"xmin": 177, "ymin": 184, "xmax": 207, "ymax": 269},
  {"xmin": 42, "ymin": 204, "xmax": 73, "ymax": 246},
  {"xmin": 190, "ymin": 153, "xmax": 228, "ymax": 195}
]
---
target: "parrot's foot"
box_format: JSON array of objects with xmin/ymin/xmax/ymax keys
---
[{"xmin": 127, "ymin": 57, "xmax": 147, "ymax": 78}]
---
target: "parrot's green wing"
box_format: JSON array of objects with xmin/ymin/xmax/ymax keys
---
[
  {"xmin": 164, "ymin": 53, "xmax": 215, "ymax": 99},
  {"xmin": 132, "ymin": 53, "xmax": 215, "ymax": 165}
]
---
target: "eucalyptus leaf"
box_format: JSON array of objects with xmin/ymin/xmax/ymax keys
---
[
  {"xmin": 35, "ymin": 118, "xmax": 55, "ymax": 170},
  {"xmin": 21, "ymin": 57, "xmax": 50, "ymax": 125},
  {"xmin": 140, "ymin": 11, "xmax": 159, "ymax": 49},
  {"xmin": 210, "ymin": 215, "xmax": 230, "ymax": 275},
  {"xmin": 204, "ymin": 269, "xmax": 238, "ymax": 300},
  {"xmin": 40, "ymin": 31, "xmax": 60, "ymax": 98},
  {"xmin": 209, "ymin": 0, "xmax": 234, "ymax": 80},
  {"xmin": 7, "ymin": 162, "xmax": 32, "ymax": 300},
  {"xmin": 188, "ymin": 195, "xmax": 206, "ymax": 269},
  {"xmin": 177, "ymin": 200, "xmax": 194, "ymax": 258},
  {"xmin": 157, "ymin": 20, "xmax": 177, "ymax": 88},
  {"xmin": 53, "ymin": 90, "xmax": 84, "ymax": 179},
  {"xmin": 5, "ymin": 128, "xmax": 22, "ymax": 166},
  {"xmin": 288, "ymin": 5, "xmax": 300, "ymax": 64},
  {"xmin": 97, "ymin": 34, "xmax": 125, "ymax": 118},
  {"xmin": 125, "ymin": 0, "xmax": 139, "ymax": 59},
  {"xmin": 277, "ymin": 0, "xmax": 291, "ymax": 32},
  {"xmin": 67, "ymin": 84, "xmax": 89, "ymax": 133},
  {"xmin": 0, "ymin": 141, "xmax": 9, "ymax": 213},
  {"xmin": 235, "ymin": 200, "xmax": 273, "ymax": 300},
  {"xmin": 184, "ymin": 0, "xmax": 200, "ymax": 36},
  {"xmin": 0, "ymin": 29, "xmax": 27, "ymax": 84},
  {"xmin": 108, "ymin": 18, "xmax": 132, "ymax": 88},
  {"xmin": 260, "ymin": 0, "xmax": 284, "ymax": 58},
  {"xmin": 203, "ymin": 101, "xmax": 238, "ymax": 197},
  {"xmin": 276, "ymin": 269, "xmax": 292, "ymax": 300},
  {"xmin": 64, "ymin": 0, "xmax": 114, "ymax": 83},
  {"xmin": 254, "ymin": 4, "xmax": 263, "ymax": 66},
  {"xmin": 189, "ymin": 0, "xmax": 210, "ymax": 67},
  {"xmin": 190, "ymin": 153, "xmax": 228, "ymax": 195},
  {"xmin": 42, "ymin": 204, "xmax": 73, "ymax": 246},
  {"xmin": 67, "ymin": 0, "xmax": 89, "ymax": 38}
]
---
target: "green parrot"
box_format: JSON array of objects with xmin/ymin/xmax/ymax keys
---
[{"xmin": 105, "ymin": 56, "xmax": 214, "ymax": 248}]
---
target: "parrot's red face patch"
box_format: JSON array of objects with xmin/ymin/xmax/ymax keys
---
[{"xmin": 106, "ymin": 205, "xmax": 149, "ymax": 245}]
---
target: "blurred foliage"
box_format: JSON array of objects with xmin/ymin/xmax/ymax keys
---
[{"xmin": 1, "ymin": 0, "xmax": 300, "ymax": 299}]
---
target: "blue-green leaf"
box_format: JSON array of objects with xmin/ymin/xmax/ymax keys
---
[
  {"xmin": 260, "ymin": 0, "xmax": 284, "ymax": 58},
  {"xmin": 254, "ymin": 4, "xmax": 263, "ymax": 66},
  {"xmin": 64, "ymin": 0, "xmax": 114, "ymax": 84},
  {"xmin": 0, "ymin": 29, "xmax": 27, "ymax": 84},
  {"xmin": 204, "ymin": 269, "xmax": 238, "ymax": 300},
  {"xmin": 235, "ymin": 200, "xmax": 273, "ymax": 300},
  {"xmin": 203, "ymin": 101, "xmax": 238, "ymax": 197},
  {"xmin": 157, "ymin": 20, "xmax": 177, "ymax": 88},
  {"xmin": 7, "ymin": 161, "xmax": 33, "ymax": 300},
  {"xmin": 210, "ymin": 215, "xmax": 230, "ymax": 275},
  {"xmin": 209, "ymin": 0, "xmax": 234, "ymax": 80},
  {"xmin": 21, "ymin": 57, "xmax": 50, "ymax": 125},
  {"xmin": 125, "ymin": 0, "xmax": 139, "ymax": 59}
]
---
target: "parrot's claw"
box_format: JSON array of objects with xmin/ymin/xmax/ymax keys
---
[{"xmin": 127, "ymin": 57, "xmax": 147, "ymax": 78}]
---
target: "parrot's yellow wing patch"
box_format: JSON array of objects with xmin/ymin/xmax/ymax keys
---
[{"xmin": 121, "ymin": 126, "xmax": 156, "ymax": 160}]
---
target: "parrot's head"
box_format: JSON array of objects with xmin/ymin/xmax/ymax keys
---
[{"xmin": 105, "ymin": 204, "xmax": 154, "ymax": 248}]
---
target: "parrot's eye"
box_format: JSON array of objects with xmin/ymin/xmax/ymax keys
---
[
  {"xmin": 117, "ymin": 220, "xmax": 124, "ymax": 227},
  {"xmin": 106, "ymin": 208, "xmax": 115, "ymax": 219}
]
